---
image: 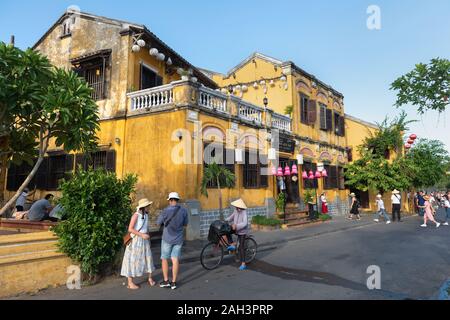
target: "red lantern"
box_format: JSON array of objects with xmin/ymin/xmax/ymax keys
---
[
  {"xmin": 409, "ymin": 134, "xmax": 417, "ymax": 140},
  {"xmin": 407, "ymin": 139, "xmax": 414, "ymax": 145},
  {"xmin": 321, "ymin": 169, "xmax": 328, "ymax": 178},
  {"xmin": 284, "ymin": 165, "xmax": 291, "ymax": 176},
  {"xmin": 405, "ymin": 144, "xmax": 411, "ymax": 149}
]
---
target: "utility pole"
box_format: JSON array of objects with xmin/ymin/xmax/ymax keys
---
[{"xmin": 10, "ymin": 35, "xmax": 15, "ymax": 46}]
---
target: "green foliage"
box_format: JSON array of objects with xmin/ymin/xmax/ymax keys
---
[
  {"xmin": 53, "ymin": 169, "xmax": 137, "ymax": 276},
  {"xmin": 391, "ymin": 58, "xmax": 450, "ymax": 114},
  {"xmin": 303, "ymin": 190, "xmax": 315, "ymax": 204},
  {"xmin": 318, "ymin": 214, "xmax": 332, "ymax": 221},
  {"xmin": 284, "ymin": 105, "xmax": 294, "ymax": 117},
  {"xmin": 251, "ymin": 215, "xmax": 283, "ymax": 226},
  {"xmin": 275, "ymin": 192, "xmax": 287, "ymax": 212},
  {"xmin": 200, "ymin": 162, "xmax": 235, "ymax": 197},
  {"xmin": 405, "ymin": 139, "xmax": 449, "ymax": 189},
  {"xmin": 362, "ymin": 111, "xmax": 416, "ymax": 158}
]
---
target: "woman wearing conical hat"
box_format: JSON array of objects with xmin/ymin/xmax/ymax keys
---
[
  {"xmin": 121, "ymin": 198, "xmax": 156, "ymax": 290},
  {"xmin": 226, "ymin": 199, "xmax": 249, "ymax": 271}
]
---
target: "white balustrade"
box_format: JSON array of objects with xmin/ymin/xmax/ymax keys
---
[
  {"xmin": 128, "ymin": 84, "xmax": 174, "ymax": 111},
  {"xmin": 198, "ymin": 86, "xmax": 228, "ymax": 113},
  {"xmin": 238, "ymin": 101, "xmax": 263, "ymax": 123},
  {"xmin": 272, "ymin": 113, "xmax": 292, "ymax": 132}
]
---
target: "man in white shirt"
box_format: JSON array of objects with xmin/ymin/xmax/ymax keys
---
[
  {"xmin": 374, "ymin": 194, "xmax": 391, "ymax": 224},
  {"xmin": 391, "ymin": 189, "xmax": 402, "ymax": 222}
]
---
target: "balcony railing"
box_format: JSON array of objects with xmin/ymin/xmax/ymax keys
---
[
  {"xmin": 272, "ymin": 113, "xmax": 291, "ymax": 132},
  {"xmin": 238, "ymin": 101, "xmax": 263, "ymax": 124},
  {"xmin": 198, "ymin": 86, "xmax": 228, "ymax": 113},
  {"xmin": 128, "ymin": 84, "xmax": 174, "ymax": 111},
  {"xmin": 127, "ymin": 80, "xmax": 291, "ymax": 133}
]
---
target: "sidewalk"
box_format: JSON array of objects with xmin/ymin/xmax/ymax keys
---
[{"xmin": 151, "ymin": 213, "xmax": 414, "ymax": 267}]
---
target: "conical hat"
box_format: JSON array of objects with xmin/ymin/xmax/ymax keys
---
[{"xmin": 231, "ymin": 199, "xmax": 247, "ymax": 210}]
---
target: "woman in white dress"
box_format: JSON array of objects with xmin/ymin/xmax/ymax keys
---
[{"xmin": 121, "ymin": 198, "xmax": 156, "ymax": 290}]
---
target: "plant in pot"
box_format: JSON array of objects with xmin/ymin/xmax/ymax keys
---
[
  {"xmin": 303, "ymin": 190, "xmax": 317, "ymax": 220},
  {"xmin": 177, "ymin": 68, "xmax": 194, "ymax": 81},
  {"xmin": 275, "ymin": 192, "xmax": 287, "ymax": 218}
]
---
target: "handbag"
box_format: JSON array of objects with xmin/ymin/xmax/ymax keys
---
[{"xmin": 123, "ymin": 213, "xmax": 147, "ymax": 246}]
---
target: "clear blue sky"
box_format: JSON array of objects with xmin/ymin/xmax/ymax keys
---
[{"xmin": 1, "ymin": 0, "xmax": 449, "ymax": 150}]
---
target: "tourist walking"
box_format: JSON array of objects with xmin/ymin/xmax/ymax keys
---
[
  {"xmin": 391, "ymin": 189, "xmax": 402, "ymax": 222},
  {"xmin": 374, "ymin": 194, "xmax": 391, "ymax": 224},
  {"xmin": 442, "ymin": 194, "xmax": 450, "ymax": 226},
  {"xmin": 420, "ymin": 195, "xmax": 440, "ymax": 228},
  {"xmin": 157, "ymin": 192, "xmax": 188, "ymax": 290},
  {"xmin": 348, "ymin": 193, "xmax": 361, "ymax": 220},
  {"xmin": 225, "ymin": 199, "xmax": 250, "ymax": 271},
  {"xmin": 121, "ymin": 198, "xmax": 156, "ymax": 290},
  {"xmin": 417, "ymin": 191, "xmax": 426, "ymax": 217},
  {"xmin": 320, "ymin": 193, "xmax": 329, "ymax": 214}
]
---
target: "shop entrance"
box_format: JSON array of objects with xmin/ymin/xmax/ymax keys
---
[{"xmin": 277, "ymin": 158, "xmax": 300, "ymax": 204}]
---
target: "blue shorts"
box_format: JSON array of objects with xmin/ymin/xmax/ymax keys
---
[{"xmin": 161, "ymin": 240, "xmax": 183, "ymax": 259}]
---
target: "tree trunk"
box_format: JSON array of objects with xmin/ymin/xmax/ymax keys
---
[
  {"xmin": 217, "ymin": 177, "xmax": 223, "ymax": 221},
  {"xmin": 0, "ymin": 155, "xmax": 7, "ymax": 203},
  {"xmin": 0, "ymin": 155, "xmax": 44, "ymax": 216}
]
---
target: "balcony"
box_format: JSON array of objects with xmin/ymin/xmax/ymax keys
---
[{"xmin": 126, "ymin": 80, "xmax": 291, "ymax": 133}]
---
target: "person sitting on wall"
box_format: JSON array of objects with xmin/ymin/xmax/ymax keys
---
[{"xmin": 28, "ymin": 194, "xmax": 57, "ymax": 222}]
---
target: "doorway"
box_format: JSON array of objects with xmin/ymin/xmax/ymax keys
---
[{"xmin": 277, "ymin": 158, "xmax": 300, "ymax": 204}]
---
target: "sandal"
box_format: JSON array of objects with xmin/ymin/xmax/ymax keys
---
[
  {"xmin": 148, "ymin": 279, "xmax": 156, "ymax": 287},
  {"xmin": 127, "ymin": 284, "xmax": 140, "ymax": 290}
]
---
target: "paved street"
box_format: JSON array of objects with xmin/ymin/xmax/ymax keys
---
[{"xmin": 8, "ymin": 210, "xmax": 450, "ymax": 300}]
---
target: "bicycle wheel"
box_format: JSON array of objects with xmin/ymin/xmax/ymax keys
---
[
  {"xmin": 200, "ymin": 242, "xmax": 224, "ymax": 270},
  {"xmin": 243, "ymin": 237, "xmax": 257, "ymax": 264}
]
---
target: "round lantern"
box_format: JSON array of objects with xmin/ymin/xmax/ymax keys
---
[
  {"xmin": 308, "ymin": 171, "xmax": 315, "ymax": 180},
  {"xmin": 166, "ymin": 57, "xmax": 173, "ymax": 66},
  {"xmin": 271, "ymin": 166, "xmax": 277, "ymax": 176},
  {"xmin": 405, "ymin": 144, "xmax": 412, "ymax": 149},
  {"xmin": 235, "ymin": 85, "xmax": 241, "ymax": 91},
  {"xmin": 284, "ymin": 165, "xmax": 291, "ymax": 176},
  {"xmin": 315, "ymin": 170, "xmax": 322, "ymax": 178},
  {"xmin": 132, "ymin": 44, "xmax": 141, "ymax": 52},
  {"xmin": 137, "ymin": 39, "xmax": 146, "ymax": 47},
  {"xmin": 321, "ymin": 169, "xmax": 328, "ymax": 178},
  {"xmin": 253, "ymin": 82, "xmax": 258, "ymax": 89},
  {"xmin": 157, "ymin": 53, "xmax": 165, "ymax": 61},
  {"xmin": 407, "ymin": 139, "xmax": 414, "ymax": 145},
  {"xmin": 292, "ymin": 164, "xmax": 298, "ymax": 175},
  {"xmin": 409, "ymin": 134, "xmax": 417, "ymax": 140},
  {"xmin": 277, "ymin": 167, "xmax": 284, "ymax": 177},
  {"xmin": 302, "ymin": 171, "xmax": 308, "ymax": 179},
  {"xmin": 241, "ymin": 85, "xmax": 248, "ymax": 92},
  {"xmin": 149, "ymin": 48, "xmax": 159, "ymax": 56}
]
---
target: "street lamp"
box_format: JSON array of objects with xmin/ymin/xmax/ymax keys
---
[{"xmin": 263, "ymin": 97, "xmax": 268, "ymax": 108}]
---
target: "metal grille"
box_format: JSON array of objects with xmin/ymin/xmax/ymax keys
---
[{"xmin": 84, "ymin": 66, "xmax": 104, "ymax": 101}]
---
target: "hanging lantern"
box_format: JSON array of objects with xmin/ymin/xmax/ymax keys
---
[
  {"xmin": 308, "ymin": 171, "xmax": 315, "ymax": 180},
  {"xmin": 409, "ymin": 134, "xmax": 417, "ymax": 140},
  {"xmin": 132, "ymin": 44, "xmax": 141, "ymax": 52},
  {"xmin": 407, "ymin": 139, "xmax": 414, "ymax": 145},
  {"xmin": 270, "ymin": 80, "xmax": 275, "ymax": 86},
  {"xmin": 263, "ymin": 86, "xmax": 268, "ymax": 94},
  {"xmin": 166, "ymin": 57, "xmax": 173, "ymax": 66},
  {"xmin": 149, "ymin": 48, "xmax": 159, "ymax": 56},
  {"xmin": 284, "ymin": 165, "xmax": 291, "ymax": 176},
  {"xmin": 292, "ymin": 164, "xmax": 298, "ymax": 175},
  {"xmin": 271, "ymin": 166, "xmax": 277, "ymax": 176},
  {"xmin": 315, "ymin": 170, "xmax": 322, "ymax": 178},
  {"xmin": 321, "ymin": 169, "xmax": 328, "ymax": 178},
  {"xmin": 405, "ymin": 144, "xmax": 412, "ymax": 149},
  {"xmin": 284, "ymin": 83, "xmax": 289, "ymax": 90},
  {"xmin": 157, "ymin": 53, "xmax": 165, "ymax": 61},
  {"xmin": 137, "ymin": 39, "xmax": 146, "ymax": 47},
  {"xmin": 259, "ymin": 80, "xmax": 266, "ymax": 86},
  {"xmin": 277, "ymin": 167, "xmax": 284, "ymax": 177},
  {"xmin": 241, "ymin": 85, "xmax": 248, "ymax": 92},
  {"xmin": 302, "ymin": 171, "xmax": 308, "ymax": 179},
  {"xmin": 253, "ymin": 82, "xmax": 258, "ymax": 88},
  {"xmin": 235, "ymin": 85, "xmax": 241, "ymax": 91},
  {"xmin": 280, "ymin": 75, "xmax": 287, "ymax": 82}
]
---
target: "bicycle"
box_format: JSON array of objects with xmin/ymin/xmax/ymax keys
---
[{"xmin": 200, "ymin": 221, "xmax": 257, "ymax": 270}]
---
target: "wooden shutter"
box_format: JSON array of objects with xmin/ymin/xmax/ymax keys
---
[
  {"xmin": 326, "ymin": 109, "xmax": 333, "ymax": 131},
  {"xmin": 106, "ymin": 150, "xmax": 116, "ymax": 173},
  {"xmin": 319, "ymin": 105, "xmax": 327, "ymax": 130},
  {"xmin": 36, "ymin": 158, "xmax": 49, "ymax": 190},
  {"xmin": 307, "ymin": 100, "xmax": 317, "ymax": 125},
  {"xmin": 330, "ymin": 166, "xmax": 338, "ymax": 189},
  {"xmin": 339, "ymin": 117, "xmax": 345, "ymax": 136},
  {"xmin": 323, "ymin": 165, "xmax": 331, "ymax": 190}
]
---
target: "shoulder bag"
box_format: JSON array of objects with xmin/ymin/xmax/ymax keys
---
[{"xmin": 123, "ymin": 213, "xmax": 147, "ymax": 246}]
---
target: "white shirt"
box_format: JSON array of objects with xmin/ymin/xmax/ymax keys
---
[
  {"xmin": 391, "ymin": 194, "xmax": 401, "ymax": 204},
  {"xmin": 16, "ymin": 192, "xmax": 28, "ymax": 207},
  {"xmin": 320, "ymin": 195, "xmax": 327, "ymax": 204},
  {"xmin": 376, "ymin": 199, "xmax": 385, "ymax": 210}
]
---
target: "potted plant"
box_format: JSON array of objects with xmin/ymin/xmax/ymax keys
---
[
  {"xmin": 303, "ymin": 190, "xmax": 317, "ymax": 220},
  {"xmin": 275, "ymin": 192, "xmax": 287, "ymax": 218},
  {"xmin": 177, "ymin": 68, "xmax": 194, "ymax": 81},
  {"xmin": 251, "ymin": 215, "xmax": 283, "ymax": 232}
]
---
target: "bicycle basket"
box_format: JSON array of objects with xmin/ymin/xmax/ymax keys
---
[{"xmin": 208, "ymin": 220, "xmax": 232, "ymax": 243}]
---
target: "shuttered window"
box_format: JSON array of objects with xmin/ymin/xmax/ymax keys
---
[
  {"xmin": 300, "ymin": 94, "xmax": 309, "ymax": 124},
  {"xmin": 334, "ymin": 112, "xmax": 345, "ymax": 136},
  {"xmin": 326, "ymin": 109, "xmax": 333, "ymax": 131},
  {"xmin": 140, "ymin": 64, "xmax": 163, "ymax": 90},
  {"xmin": 338, "ymin": 166, "xmax": 346, "ymax": 190},
  {"xmin": 243, "ymin": 151, "xmax": 268, "ymax": 189},
  {"xmin": 319, "ymin": 104, "xmax": 327, "ymax": 130},
  {"xmin": 75, "ymin": 150, "xmax": 116, "ymax": 173},
  {"xmin": 307, "ymin": 100, "xmax": 317, "ymax": 125}
]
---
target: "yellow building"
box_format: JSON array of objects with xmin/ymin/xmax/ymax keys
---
[{"xmin": 4, "ymin": 10, "xmax": 400, "ymax": 239}]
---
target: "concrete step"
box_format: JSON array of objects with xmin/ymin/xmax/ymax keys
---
[
  {"xmin": 0, "ymin": 239, "xmax": 59, "ymax": 257},
  {"xmin": 285, "ymin": 212, "xmax": 309, "ymax": 219}
]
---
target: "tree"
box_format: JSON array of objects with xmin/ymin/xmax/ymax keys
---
[
  {"xmin": 405, "ymin": 139, "xmax": 449, "ymax": 189},
  {"xmin": 0, "ymin": 42, "xmax": 53, "ymax": 202},
  {"xmin": 0, "ymin": 44, "xmax": 99, "ymax": 216},
  {"xmin": 391, "ymin": 58, "xmax": 450, "ymax": 114},
  {"xmin": 344, "ymin": 112, "xmax": 417, "ymax": 193},
  {"xmin": 200, "ymin": 162, "xmax": 235, "ymax": 220}
]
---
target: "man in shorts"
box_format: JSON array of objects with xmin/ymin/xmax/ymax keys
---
[{"xmin": 157, "ymin": 192, "xmax": 188, "ymax": 290}]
